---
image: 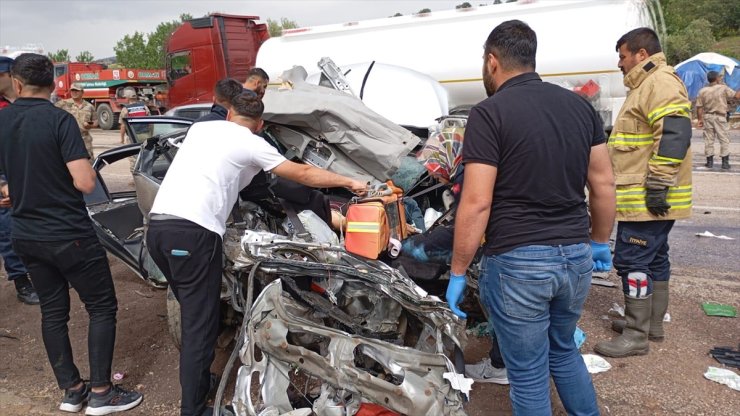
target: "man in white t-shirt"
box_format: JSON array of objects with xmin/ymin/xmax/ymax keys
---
[{"xmin": 146, "ymin": 93, "xmax": 366, "ymax": 416}]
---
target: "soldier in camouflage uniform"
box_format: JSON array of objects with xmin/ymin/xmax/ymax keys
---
[
  {"xmin": 55, "ymin": 83, "xmax": 98, "ymax": 159},
  {"xmin": 696, "ymin": 71, "xmax": 740, "ymax": 170}
]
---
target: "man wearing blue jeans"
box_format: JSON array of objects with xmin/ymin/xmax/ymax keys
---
[
  {"xmin": 1, "ymin": 175, "xmax": 39, "ymax": 305},
  {"xmin": 446, "ymin": 20, "xmax": 616, "ymax": 415},
  {"xmin": 0, "ymin": 56, "xmax": 39, "ymax": 305}
]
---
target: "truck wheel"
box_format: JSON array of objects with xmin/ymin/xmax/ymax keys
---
[
  {"xmin": 166, "ymin": 286, "xmax": 182, "ymax": 349},
  {"xmin": 97, "ymin": 104, "xmax": 119, "ymax": 130}
]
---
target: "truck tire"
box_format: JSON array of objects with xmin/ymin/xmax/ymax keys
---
[
  {"xmin": 166, "ymin": 286, "xmax": 182, "ymax": 349},
  {"xmin": 97, "ymin": 103, "xmax": 119, "ymax": 130}
]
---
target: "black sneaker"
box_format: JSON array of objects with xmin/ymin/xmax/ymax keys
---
[
  {"xmin": 15, "ymin": 282, "xmax": 40, "ymax": 305},
  {"xmin": 85, "ymin": 385, "xmax": 143, "ymax": 415},
  {"xmin": 60, "ymin": 383, "xmax": 90, "ymax": 413}
]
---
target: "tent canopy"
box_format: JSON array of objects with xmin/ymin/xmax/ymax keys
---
[{"xmin": 675, "ymin": 52, "xmax": 740, "ymax": 101}]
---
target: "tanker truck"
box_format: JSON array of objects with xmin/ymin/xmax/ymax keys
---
[{"xmin": 256, "ymin": 0, "xmax": 664, "ymax": 127}]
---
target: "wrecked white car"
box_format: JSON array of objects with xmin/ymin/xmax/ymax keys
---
[{"xmin": 86, "ymin": 68, "xmax": 472, "ymax": 415}]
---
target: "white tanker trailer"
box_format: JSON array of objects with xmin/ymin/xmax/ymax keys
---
[{"xmin": 257, "ymin": 0, "xmax": 663, "ymax": 127}]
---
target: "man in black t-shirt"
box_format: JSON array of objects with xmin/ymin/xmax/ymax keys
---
[
  {"xmin": 0, "ymin": 53, "xmax": 142, "ymax": 415},
  {"xmin": 446, "ymin": 21, "xmax": 616, "ymax": 414}
]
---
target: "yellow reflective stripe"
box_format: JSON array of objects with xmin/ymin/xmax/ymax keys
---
[
  {"xmin": 346, "ymin": 222, "xmax": 381, "ymax": 233},
  {"xmin": 609, "ymin": 140, "xmax": 653, "ymax": 146},
  {"xmin": 617, "ymin": 205, "xmax": 692, "ymax": 212},
  {"xmin": 647, "ymin": 103, "xmax": 691, "ymax": 126},
  {"xmin": 608, "ymin": 133, "xmax": 654, "ymax": 147},
  {"xmin": 613, "ymin": 133, "xmax": 653, "ymax": 138},
  {"xmin": 616, "ymin": 186, "xmax": 692, "ymax": 193},
  {"xmin": 650, "ymin": 155, "xmax": 684, "ymax": 164},
  {"xmin": 616, "ymin": 185, "xmax": 692, "ymax": 211}
]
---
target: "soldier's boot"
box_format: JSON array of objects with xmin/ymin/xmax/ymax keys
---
[
  {"xmin": 721, "ymin": 156, "xmax": 731, "ymax": 170},
  {"xmin": 611, "ymin": 281, "xmax": 669, "ymax": 341},
  {"xmin": 705, "ymin": 156, "xmax": 713, "ymax": 168},
  {"xmin": 595, "ymin": 295, "xmax": 651, "ymax": 357}
]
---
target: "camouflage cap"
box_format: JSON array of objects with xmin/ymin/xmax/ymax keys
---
[{"xmin": 70, "ymin": 83, "xmax": 84, "ymax": 91}]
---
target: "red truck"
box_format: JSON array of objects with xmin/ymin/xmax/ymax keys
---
[
  {"xmin": 53, "ymin": 62, "xmax": 168, "ymax": 129},
  {"xmin": 165, "ymin": 13, "xmax": 269, "ymax": 109}
]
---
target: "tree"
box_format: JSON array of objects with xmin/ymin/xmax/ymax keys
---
[
  {"xmin": 267, "ymin": 17, "xmax": 299, "ymax": 38},
  {"xmin": 391, "ymin": 12, "xmax": 403, "ymax": 17},
  {"xmin": 661, "ymin": 0, "xmax": 739, "ymax": 38},
  {"xmin": 114, "ymin": 32, "xmax": 149, "ymax": 67},
  {"xmin": 75, "ymin": 51, "xmax": 95, "ymax": 62},
  {"xmin": 665, "ymin": 18, "xmax": 715, "ymax": 64},
  {"xmin": 48, "ymin": 49, "xmax": 70, "ymax": 63},
  {"xmin": 456, "ymin": 2, "xmax": 473, "ymax": 9},
  {"xmin": 418, "ymin": 8, "xmax": 432, "ymax": 14},
  {"xmin": 114, "ymin": 14, "xmax": 192, "ymax": 69}
]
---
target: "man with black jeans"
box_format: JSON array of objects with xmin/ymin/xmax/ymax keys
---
[
  {"xmin": 0, "ymin": 53, "xmax": 142, "ymax": 415},
  {"xmin": 147, "ymin": 92, "xmax": 366, "ymax": 416}
]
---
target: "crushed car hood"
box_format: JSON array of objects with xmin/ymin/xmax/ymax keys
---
[{"xmin": 262, "ymin": 78, "xmax": 421, "ymax": 183}]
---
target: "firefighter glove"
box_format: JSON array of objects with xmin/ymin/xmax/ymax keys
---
[
  {"xmin": 646, "ymin": 187, "xmax": 671, "ymax": 217},
  {"xmin": 590, "ymin": 240, "xmax": 612, "ymax": 272},
  {"xmin": 446, "ymin": 273, "xmax": 468, "ymax": 319}
]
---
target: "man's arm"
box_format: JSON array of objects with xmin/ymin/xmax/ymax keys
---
[
  {"xmin": 450, "ymin": 162, "xmax": 496, "ymax": 275},
  {"xmin": 586, "ymin": 143, "xmax": 616, "ymax": 242},
  {"xmin": 66, "ymin": 159, "xmax": 97, "ymax": 194},
  {"xmin": 271, "ymin": 160, "xmax": 366, "ymax": 194},
  {"xmin": 119, "ymin": 108, "xmax": 128, "ymax": 143},
  {"xmin": 90, "ymin": 104, "xmax": 99, "ymax": 128},
  {"xmin": 0, "ymin": 183, "xmax": 9, "ymax": 208},
  {"xmin": 697, "ymin": 106, "xmax": 704, "ymax": 128}
]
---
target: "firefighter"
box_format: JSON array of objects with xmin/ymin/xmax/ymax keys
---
[
  {"xmin": 696, "ymin": 70, "xmax": 740, "ymax": 170},
  {"xmin": 594, "ymin": 28, "xmax": 693, "ymax": 358}
]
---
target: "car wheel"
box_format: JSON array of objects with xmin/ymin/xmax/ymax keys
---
[
  {"xmin": 166, "ymin": 286, "xmax": 182, "ymax": 349},
  {"xmin": 97, "ymin": 103, "xmax": 119, "ymax": 130}
]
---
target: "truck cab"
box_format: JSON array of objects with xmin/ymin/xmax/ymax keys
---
[{"xmin": 165, "ymin": 13, "xmax": 269, "ymax": 109}]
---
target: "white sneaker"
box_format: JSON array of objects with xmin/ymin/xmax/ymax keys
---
[{"xmin": 465, "ymin": 358, "xmax": 509, "ymax": 384}]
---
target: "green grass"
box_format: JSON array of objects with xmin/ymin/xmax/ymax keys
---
[{"xmin": 712, "ymin": 36, "xmax": 740, "ymax": 60}]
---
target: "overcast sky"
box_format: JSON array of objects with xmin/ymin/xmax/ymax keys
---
[{"xmin": 1, "ymin": 0, "xmax": 469, "ymax": 59}]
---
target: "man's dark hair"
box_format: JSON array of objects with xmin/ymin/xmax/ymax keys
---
[
  {"xmin": 616, "ymin": 27, "xmax": 662, "ymax": 55},
  {"xmin": 10, "ymin": 53, "xmax": 54, "ymax": 89},
  {"xmin": 214, "ymin": 78, "xmax": 244, "ymax": 103},
  {"xmin": 707, "ymin": 70, "xmax": 720, "ymax": 83},
  {"xmin": 231, "ymin": 92, "xmax": 264, "ymax": 119},
  {"xmin": 247, "ymin": 67, "xmax": 269, "ymax": 82},
  {"xmin": 484, "ymin": 20, "xmax": 537, "ymax": 71}
]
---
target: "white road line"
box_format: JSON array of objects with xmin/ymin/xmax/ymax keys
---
[
  {"xmin": 692, "ymin": 170, "xmax": 740, "ymax": 176},
  {"xmin": 694, "ymin": 206, "xmax": 740, "ymax": 212}
]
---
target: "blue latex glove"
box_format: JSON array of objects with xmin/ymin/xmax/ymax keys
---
[
  {"xmin": 446, "ymin": 273, "xmax": 468, "ymax": 319},
  {"xmin": 590, "ymin": 240, "xmax": 612, "ymax": 272}
]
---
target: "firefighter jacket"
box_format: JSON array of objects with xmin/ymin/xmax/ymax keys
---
[{"xmin": 608, "ymin": 52, "xmax": 692, "ymax": 222}]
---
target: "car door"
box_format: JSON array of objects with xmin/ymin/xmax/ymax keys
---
[{"xmin": 87, "ymin": 117, "xmax": 193, "ymax": 288}]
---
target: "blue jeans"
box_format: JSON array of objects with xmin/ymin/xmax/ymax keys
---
[
  {"xmin": 479, "ymin": 243, "xmax": 598, "ymax": 416},
  {"xmin": 0, "ymin": 203, "xmax": 28, "ymax": 280}
]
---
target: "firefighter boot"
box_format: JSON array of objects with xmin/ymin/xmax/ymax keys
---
[
  {"xmin": 595, "ymin": 295, "xmax": 651, "ymax": 357},
  {"xmin": 611, "ymin": 281, "xmax": 669, "ymax": 341},
  {"xmin": 721, "ymin": 156, "xmax": 731, "ymax": 170},
  {"xmin": 705, "ymin": 156, "xmax": 713, "ymax": 168}
]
